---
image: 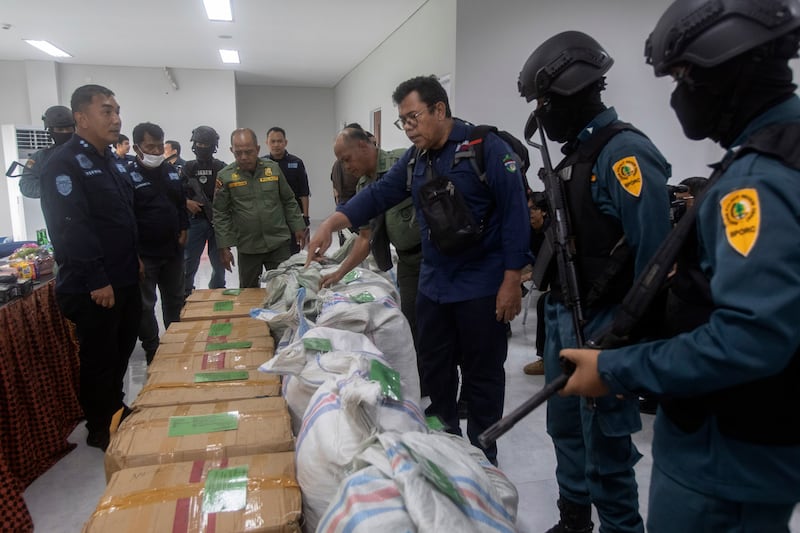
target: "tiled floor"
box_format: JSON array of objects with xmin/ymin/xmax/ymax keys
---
[{"xmin": 22, "ymin": 238, "xmax": 800, "ymax": 532}]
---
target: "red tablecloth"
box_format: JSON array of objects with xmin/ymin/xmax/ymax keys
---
[{"xmin": 0, "ymin": 280, "xmax": 82, "ymax": 532}]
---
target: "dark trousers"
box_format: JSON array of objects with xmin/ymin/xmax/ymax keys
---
[
  {"xmin": 416, "ymin": 292, "xmax": 507, "ymax": 463},
  {"xmin": 184, "ymin": 216, "xmax": 226, "ymax": 295},
  {"xmin": 396, "ymin": 248, "xmax": 422, "ymax": 345},
  {"xmin": 56, "ymin": 284, "xmax": 141, "ymax": 435},
  {"xmin": 237, "ymin": 243, "xmax": 291, "ymax": 288},
  {"xmin": 139, "ymin": 253, "xmax": 184, "ymax": 361}
]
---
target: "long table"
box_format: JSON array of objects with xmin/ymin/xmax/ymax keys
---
[{"xmin": 0, "ymin": 279, "xmax": 82, "ymax": 532}]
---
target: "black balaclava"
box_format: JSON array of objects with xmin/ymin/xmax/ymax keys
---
[
  {"xmin": 193, "ymin": 144, "xmax": 215, "ymax": 162},
  {"xmin": 670, "ymin": 43, "xmax": 797, "ymax": 147},
  {"xmin": 537, "ymin": 82, "xmax": 607, "ymax": 144},
  {"xmin": 50, "ymin": 131, "xmax": 73, "ymax": 146}
]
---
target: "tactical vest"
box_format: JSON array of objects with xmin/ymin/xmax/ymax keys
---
[
  {"xmin": 660, "ymin": 122, "xmax": 800, "ymax": 446},
  {"xmin": 548, "ymin": 122, "xmax": 641, "ymax": 308}
]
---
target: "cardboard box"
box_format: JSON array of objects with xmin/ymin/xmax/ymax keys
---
[
  {"xmin": 160, "ymin": 317, "xmax": 271, "ymax": 344},
  {"xmin": 105, "ymin": 398, "xmax": 294, "ymax": 481},
  {"xmin": 184, "ymin": 288, "xmax": 267, "ymax": 303},
  {"xmin": 133, "ymin": 369, "xmax": 281, "ymax": 409},
  {"xmin": 180, "ymin": 300, "xmax": 259, "ymax": 322},
  {"xmin": 85, "ymin": 453, "xmax": 301, "ymax": 533},
  {"xmin": 147, "ymin": 350, "xmax": 273, "ymax": 375},
  {"xmin": 155, "ymin": 336, "xmax": 274, "ymax": 357}
]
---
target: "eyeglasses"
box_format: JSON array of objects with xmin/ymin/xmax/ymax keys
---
[{"xmin": 394, "ymin": 105, "xmax": 433, "ymax": 130}]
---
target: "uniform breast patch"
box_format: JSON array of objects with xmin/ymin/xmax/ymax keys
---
[
  {"xmin": 228, "ymin": 180, "xmax": 248, "ymax": 188},
  {"xmin": 720, "ymin": 188, "xmax": 760, "ymax": 257},
  {"xmin": 259, "ymin": 176, "xmax": 279, "ymax": 183},
  {"xmin": 56, "ymin": 175, "xmax": 73, "ymax": 196},
  {"xmin": 612, "ymin": 156, "xmax": 642, "ymax": 197}
]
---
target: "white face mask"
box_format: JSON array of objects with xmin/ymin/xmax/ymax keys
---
[{"xmin": 139, "ymin": 153, "xmax": 165, "ymax": 168}]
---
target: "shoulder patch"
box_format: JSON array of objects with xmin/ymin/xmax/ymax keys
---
[
  {"xmin": 215, "ymin": 178, "xmax": 223, "ymax": 191},
  {"xmin": 502, "ymin": 154, "xmax": 517, "ymax": 173},
  {"xmin": 612, "ymin": 156, "xmax": 642, "ymax": 197},
  {"xmin": 720, "ymin": 188, "xmax": 760, "ymax": 257},
  {"xmin": 25, "ymin": 159, "xmax": 35, "ymax": 169},
  {"xmin": 55, "ymin": 175, "xmax": 72, "ymax": 196},
  {"xmin": 130, "ymin": 171, "xmax": 144, "ymax": 183}
]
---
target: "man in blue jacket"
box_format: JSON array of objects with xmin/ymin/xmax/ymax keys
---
[
  {"xmin": 562, "ymin": 1, "xmax": 800, "ymax": 531},
  {"xmin": 306, "ymin": 75, "xmax": 530, "ymax": 465}
]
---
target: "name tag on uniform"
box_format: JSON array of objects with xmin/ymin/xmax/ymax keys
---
[
  {"xmin": 228, "ymin": 180, "xmax": 248, "ymax": 188},
  {"xmin": 259, "ymin": 176, "xmax": 279, "ymax": 182},
  {"xmin": 288, "ymin": 162, "xmax": 298, "ymax": 169}
]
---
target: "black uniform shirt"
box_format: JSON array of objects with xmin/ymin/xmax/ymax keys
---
[
  {"xmin": 129, "ymin": 160, "xmax": 189, "ymax": 258},
  {"xmin": 264, "ymin": 151, "xmax": 310, "ymax": 210},
  {"xmin": 41, "ymin": 135, "xmax": 139, "ymax": 293}
]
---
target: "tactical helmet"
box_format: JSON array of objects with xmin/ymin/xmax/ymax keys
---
[
  {"xmin": 646, "ymin": 0, "xmax": 800, "ymax": 76},
  {"xmin": 518, "ymin": 31, "xmax": 614, "ymax": 102},
  {"xmin": 190, "ymin": 125, "xmax": 219, "ymax": 147},
  {"xmin": 42, "ymin": 105, "xmax": 74, "ymax": 129}
]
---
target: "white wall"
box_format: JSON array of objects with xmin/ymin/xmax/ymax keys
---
[
  {"xmin": 57, "ymin": 64, "xmax": 237, "ymax": 160},
  {"xmin": 235, "ymin": 85, "xmax": 336, "ymax": 220},
  {"xmin": 454, "ymin": 0, "xmax": 722, "ymax": 186},
  {"xmin": 334, "ymin": 0, "xmax": 458, "ymax": 152}
]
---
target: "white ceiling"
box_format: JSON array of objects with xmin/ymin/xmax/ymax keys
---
[{"xmin": 0, "ymin": 0, "xmax": 428, "ymax": 87}]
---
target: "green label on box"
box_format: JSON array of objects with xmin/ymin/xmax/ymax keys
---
[
  {"xmin": 303, "ymin": 337, "xmax": 333, "ymax": 353},
  {"xmin": 213, "ymin": 301, "xmax": 235, "ymax": 311},
  {"xmin": 203, "ymin": 465, "xmax": 249, "ymax": 513},
  {"xmin": 369, "ymin": 359, "xmax": 402, "ymax": 402},
  {"xmin": 208, "ymin": 323, "xmax": 233, "ymax": 337},
  {"xmin": 342, "ymin": 269, "xmax": 361, "ymax": 283},
  {"xmin": 194, "ymin": 371, "xmax": 249, "ymax": 383},
  {"xmin": 222, "ymin": 288, "xmax": 242, "ymax": 296},
  {"xmin": 206, "ymin": 341, "xmax": 252, "ymax": 351},
  {"xmin": 351, "ymin": 291, "xmax": 375, "ymax": 303},
  {"xmin": 404, "ymin": 444, "xmax": 466, "ymax": 507},
  {"xmin": 167, "ymin": 412, "xmax": 239, "ymax": 437},
  {"xmin": 425, "ymin": 415, "xmax": 445, "ymax": 431}
]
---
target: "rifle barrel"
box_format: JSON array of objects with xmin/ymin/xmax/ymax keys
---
[{"xmin": 478, "ymin": 374, "xmax": 569, "ymax": 447}]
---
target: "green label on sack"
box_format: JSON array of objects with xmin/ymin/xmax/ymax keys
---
[
  {"xmin": 369, "ymin": 359, "xmax": 402, "ymax": 402},
  {"xmin": 342, "ymin": 270, "xmax": 361, "ymax": 283},
  {"xmin": 213, "ymin": 301, "xmax": 234, "ymax": 311},
  {"xmin": 425, "ymin": 416, "xmax": 445, "ymax": 431},
  {"xmin": 203, "ymin": 465, "xmax": 249, "ymax": 513},
  {"xmin": 168, "ymin": 412, "xmax": 239, "ymax": 437},
  {"xmin": 302, "ymin": 337, "xmax": 333, "ymax": 353},
  {"xmin": 351, "ymin": 291, "xmax": 375, "ymax": 303},
  {"xmin": 194, "ymin": 371, "xmax": 249, "ymax": 383},
  {"xmin": 208, "ymin": 323, "xmax": 233, "ymax": 337},
  {"xmin": 404, "ymin": 444, "xmax": 466, "ymax": 507},
  {"xmin": 222, "ymin": 288, "xmax": 242, "ymax": 296},
  {"xmin": 206, "ymin": 341, "xmax": 252, "ymax": 351}
]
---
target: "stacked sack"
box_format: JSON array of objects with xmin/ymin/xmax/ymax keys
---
[{"xmin": 255, "ymin": 253, "xmax": 519, "ymax": 532}]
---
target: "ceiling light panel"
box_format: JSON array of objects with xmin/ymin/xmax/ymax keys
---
[
  {"xmin": 24, "ymin": 40, "xmax": 71, "ymax": 58},
  {"xmin": 219, "ymin": 49, "xmax": 240, "ymax": 64},
  {"xmin": 204, "ymin": 0, "xmax": 233, "ymax": 21}
]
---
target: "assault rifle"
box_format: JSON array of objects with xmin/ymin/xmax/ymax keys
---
[
  {"xmin": 184, "ymin": 172, "xmax": 214, "ymax": 221},
  {"xmin": 479, "ymin": 111, "xmax": 585, "ymax": 447}
]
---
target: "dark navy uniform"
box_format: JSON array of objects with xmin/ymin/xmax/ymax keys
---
[
  {"xmin": 129, "ymin": 160, "xmax": 188, "ymax": 362},
  {"xmin": 598, "ymin": 96, "xmax": 800, "ymax": 531},
  {"xmin": 182, "ymin": 157, "xmax": 226, "ymax": 295},
  {"xmin": 40, "ymin": 134, "xmax": 141, "ymax": 443},
  {"xmin": 340, "ymin": 119, "xmax": 531, "ymax": 464},
  {"xmin": 264, "ymin": 151, "xmax": 310, "ymax": 254},
  {"xmin": 543, "ymin": 107, "xmax": 671, "ymax": 532}
]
